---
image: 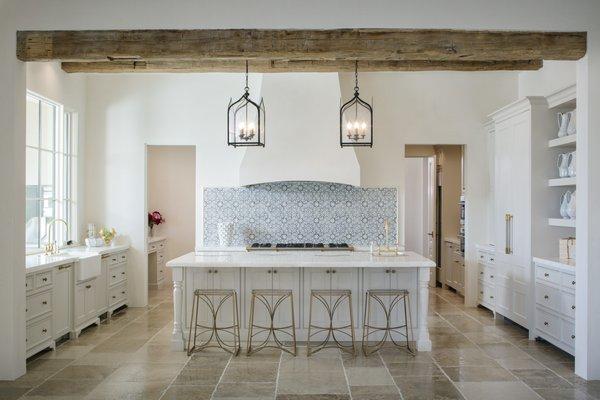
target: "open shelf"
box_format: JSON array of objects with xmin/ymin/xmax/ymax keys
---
[
  {"xmin": 548, "ymin": 218, "xmax": 576, "ymax": 228},
  {"xmin": 548, "ymin": 135, "xmax": 577, "ymax": 148},
  {"xmin": 548, "ymin": 177, "xmax": 576, "ymax": 187}
]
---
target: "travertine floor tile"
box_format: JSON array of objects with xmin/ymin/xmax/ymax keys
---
[
  {"xmin": 350, "ymin": 385, "xmax": 401, "ymax": 400},
  {"xmin": 393, "ymin": 375, "xmax": 465, "ymax": 400},
  {"xmin": 85, "ymin": 380, "xmax": 169, "ymax": 400},
  {"xmin": 345, "ymin": 367, "xmax": 394, "ymax": 386},
  {"xmin": 213, "ymin": 382, "xmax": 275, "ymax": 399},
  {"xmin": 221, "ymin": 362, "xmax": 278, "ymax": 383},
  {"xmin": 443, "ymin": 365, "xmax": 517, "ymax": 382},
  {"xmin": 161, "ymin": 384, "xmax": 215, "ymax": 400},
  {"xmin": 512, "ymin": 369, "xmax": 573, "ymax": 389},
  {"xmin": 535, "ymin": 388, "xmax": 595, "ymax": 400},
  {"xmin": 456, "ymin": 381, "xmax": 542, "ymax": 400},
  {"xmin": 107, "ymin": 362, "xmax": 181, "ymax": 383}
]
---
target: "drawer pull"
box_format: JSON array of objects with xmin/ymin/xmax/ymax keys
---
[
  {"xmin": 544, "ymin": 321, "xmax": 549, "ymax": 326},
  {"xmin": 571, "ymin": 305, "xmax": 576, "ymax": 310},
  {"xmin": 42, "ymin": 301, "xmax": 47, "ymax": 305},
  {"xmin": 112, "ymin": 275, "xmax": 116, "ymax": 278},
  {"xmin": 160, "ymin": 270, "xmax": 163, "ymax": 273},
  {"xmin": 26, "ymin": 308, "xmax": 28, "ymax": 312},
  {"xmin": 112, "ymin": 295, "xmax": 116, "ymax": 299},
  {"xmin": 544, "ymin": 295, "xmax": 549, "ymax": 300},
  {"xmin": 42, "ymin": 328, "xmax": 47, "ymax": 333},
  {"xmin": 268, "ymin": 270, "xmax": 272, "ymax": 274},
  {"xmin": 208, "ymin": 270, "xmax": 212, "ymax": 274},
  {"xmin": 385, "ymin": 269, "xmax": 390, "ymax": 273},
  {"xmin": 490, "ymin": 275, "xmax": 494, "ymax": 278},
  {"xmin": 273, "ymin": 270, "xmax": 277, "ymax": 274},
  {"xmin": 480, "ymin": 291, "xmax": 483, "ymax": 295},
  {"xmin": 213, "ymin": 270, "xmax": 218, "ymax": 274},
  {"xmin": 572, "ymin": 281, "xmax": 576, "ymax": 285},
  {"xmin": 86, "ymin": 285, "xmax": 91, "ymax": 289},
  {"xmin": 42, "ymin": 277, "xmax": 48, "ymax": 282},
  {"xmin": 122, "ymin": 272, "xmax": 125, "ymax": 275},
  {"xmin": 571, "ymin": 335, "xmax": 575, "ymax": 339},
  {"xmin": 490, "ymin": 258, "xmax": 495, "ymax": 262},
  {"xmin": 490, "ymin": 295, "xmax": 494, "ymax": 299},
  {"xmin": 544, "ymin": 273, "xmax": 549, "ymax": 277},
  {"xmin": 121, "ymin": 291, "xmax": 126, "ymax": 294},
  {"xmin": 480, "ymin": 271, "xmax": 484, "ymax": 275},
  {"xmin": 58, "ymin": 265, "xmax": 71, "ymax": 270}
]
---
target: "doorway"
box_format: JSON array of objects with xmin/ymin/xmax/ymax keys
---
[
  {"xmin": 146, "ymin": 145, "xmax": 196, "ymax": 286},
  {"xmin": 405, "ymin": 145, "xmax": 464, "ymax": 298}
]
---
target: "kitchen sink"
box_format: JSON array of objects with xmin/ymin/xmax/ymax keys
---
[{"xmin": 60, "ymin": 252, "xmax": 101, "ymax": 282}]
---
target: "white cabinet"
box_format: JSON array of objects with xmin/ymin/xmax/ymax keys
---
[
  {"xmin": 444, "ymin": 240, "xmax": 464, "ymax": 295},
  {"xmin": 148, "ymin": 238, "xmax": 167, "ymax": 287},
  {"xmin": 106, "ymin": 250, "xmax": 129, "ymax": 317},
  {"xmin": 96, "ymin": 259, "xmax": 108, "ymax": 314},
  {"xmin": 52, "ymin": 264, "xmax": 72, "ymax": 339},
  {"xmin": 74, "ymin": 278, "xmax": 98, "ymax": 332},
  {"xmin": 533, "ymin": 261, "xmax": 576, "ymax": 355},
  {"xmin": 477, "ymin": 246, "xmax": 496, "ymax": 315}
]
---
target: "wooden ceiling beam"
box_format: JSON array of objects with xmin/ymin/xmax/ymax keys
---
[
  {"xmin": 60, "ymin": 59, "xmax": 543, "ymax": 73},
  {"xmin": 18, "ymin": 29, "xmax": 586, "ymax": 63}
]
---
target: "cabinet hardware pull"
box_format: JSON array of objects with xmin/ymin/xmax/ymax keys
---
[
  {"xmin": 544, "ymin": 295, "xmax": 549, "ymax": 299},
  {"xmin": 42, "ymin": 301, "xmax": 47, "ymax": 305},
  {"xmin": 480, "ymin": 291, "xmax": 483, "ymax": 294},
  {"xmin": 385, "ymin": 269, "xmax": 390, "ymax": 273},
  {"xmin": 42, "ymin": 328, "xmax": 47, "ymax": 333},
  {"xmin": 544, "ymin": 273, "xmax": 549, "ymax": 277},
  {"xmin": 490, "ymin": 258, "xmax": 495, "ymax": 261},
  {"xmin": 86, "ymin": 285, "xmax": 91, "ymax": 289},
  {"xmin": 544, "ymin": 321, "xmax": 549, "ymax": 326},
  {"xmin": 121, "ymin": 272, "xmax": 125, "ymax": 275},
  {"xmin": 326, "ymin": 270, "xmax": 330, "ymax": 274},
  {"xmin": 26, "ymin": 308, "xmax": 28, "ymax": 312},
  {"xmin": 490, "ymin": 275, "xmax": 494, "ymax": 278},
  {"xmin": 273, "ymin": 270, "xmax": 277, "ymax": 273},
  {"xmin": 42, "ymin": 277, "xmax": 48, "ymax": 282},
  {"xmin": 480, "ymin": 271, "xmax": 484, "ymax": 275},
  {"xmin": 112, "ymin": 275, "xmax": 116, "ymax": 278},
  {"xmin": 214, "ymin": 270, "xmax": 218, "ymax": 274},
  {"xmin": 112, "ymin": 295, "xmax": 116, "ymax": 299},
  {"xmin": 571, "ymin": 305, "xmax": 576, "ymax": 310},
  {"xmin": 208, "ymin": 270, "xmax": 212, "ymax": 273},
  {"xmin": 571, "ymin": 335, "xmax": 575, "ymax": 339},
  {"xmin": 391, "ymin": 270, "xmax": 395, "ymax": 273},
  {"xmin": 332, "ymin": 270, "xmax": 336, "ymax": 274},
  {"xmin": 160, "ymin": 270, "xmax": 163, "ymax": 273},
  {"xmin": 572, "ymin": 281, "xmax": 576, "ymax": 285},
  {"xmin": 122, "ymin": 291, "xmax": 125, "ymax": 294},
  {"xmin": 58, "ymin": 265, "xmax": 71, "ymax": 270},
  {"xmin": 268, "ymin": 270, "xmax": 272, "ymax": 274},
  {"xmin": 490, "ymin": 295, "xmax": 494, "ymax": 299}
]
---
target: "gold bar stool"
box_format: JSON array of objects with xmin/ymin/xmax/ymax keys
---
[
  {"xmin": 362, "ymin": 288, "xmax": 414, "ymax": 356},
  {"xmin": 307, "ymin": 289, "xmax": 356, "ymax": 356},
  {"xmin": 247, "ymin": 289, "xmax": 297, "ymax": 356},
  {"xmin": 187, "ymin": 289, "xmax": 241, "ymax": 356}
]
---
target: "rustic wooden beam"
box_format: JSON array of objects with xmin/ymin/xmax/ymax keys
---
[
  {"xmin": 61, "ymin": 59, "xmax": 543, "ymax": 73},
  {"xmin": 18, "ymin": 29, "xmax": 586, "ymax": 63}
]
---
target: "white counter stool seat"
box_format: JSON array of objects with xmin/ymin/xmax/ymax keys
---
[
  {"xmin": 307, "ymin": 288, "xmax": 356, "ymax": 356},
  {"xmin": 247, "ymin": 289, "xmax": 297, "ymax": 356},
  {"xmin": 187, "ymin": 288, "xmax": 241, "ymax": 356},
  {"xmin": 362, "ymin": 288, "xmax": 414, "ymax": 356}
]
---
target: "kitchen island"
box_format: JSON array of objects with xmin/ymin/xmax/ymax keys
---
[{"xmin": 166, "ymin": 250, "xmax": 436, "ymax": 352}]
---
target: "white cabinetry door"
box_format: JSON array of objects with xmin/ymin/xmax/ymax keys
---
[
  {"xmin": 52, "ymin": 264, "xmax": 72, "ymax": 339},
  {"xmin": 212, "ymin": 267, "xmax": 240, "ymax": 327},
  {"xmin": 74, "ymin": 279, "xmax": 97, "ymax": 326},
  {"xmin": 96, "ymin": 260, "xmax": 108, "ymax": 314},
  {"xmin": 272, "ymin": 268, "xmax": 300, "ymax": 328}
]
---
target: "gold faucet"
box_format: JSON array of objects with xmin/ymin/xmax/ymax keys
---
[{"xmin": 43, "ymin": 219, "xmax": 69, "ymax": 255}]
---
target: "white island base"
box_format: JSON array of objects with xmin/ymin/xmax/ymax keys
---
[{"xmin": 167, "ymin": 250, "xmax": 436, "ymax": 353}]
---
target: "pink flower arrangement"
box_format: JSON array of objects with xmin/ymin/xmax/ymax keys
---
[{"xmin": 148, "ymin": 211, "xmax": 165, "ymax": 228}]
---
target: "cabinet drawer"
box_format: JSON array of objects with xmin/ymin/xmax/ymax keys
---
[
  {"xmin": 535, "ymin": 282, "xmax": 561, "ymax": 312},
  {"xmin": 561, "ymin": 273, "xmax": 576, "ymax": 291},
  {"xmin": 562, "ymin": 320, "xmax": 575, "ymax": 348},
  {"xmin": 157, "ymin": 253, "xmax": 165, "ymax": 264},
  {"xmin": 107, "ymin": 253, "xmax": 120, "ymax": 266},
  {"xmin": 478, "ymin": 281, "xmax": 495, "ymax": 305},
  {"xmin": 26, "ymin": 290, "xmax": 52, "ymax": 321},
  {"xmin": 35, "ymin": 271, "xmax": 53, "ymax": 289},
  {"xmin": 26, "ymin": 275, "xmax": 34, "ymax": 292},
  {"xmin": 109, "ymin": 264, "xmax": 127, "ymax": 286},
  {"xmin": 158, "ymin": 265, "xmax": 165, "ymax": 281},
  {"xmin": 109, "ymin": 282, "xmax": 127, "ymax": 306},
  {"xmin": 561, "ymin": 292, "xmax": 576, "ymax": 319},
  {"xmin": 26, "ymin": 316, "xmax": 52, "ymax": 350},
  {"xmin": 536, "ymin": 266, "xmax": 561, "ymax": 286},
  {"xmin": 535, "ymin": 307, "xmax": 561, "ymax": 339}
]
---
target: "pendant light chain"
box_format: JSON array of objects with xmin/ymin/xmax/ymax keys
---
[
  {"xmin": 354, "ymin": 60, "xmax": 359, "ymax": 93},
  {"xmin": 244, "ymin": 60, "xmax": 249, "ymax": 93}
]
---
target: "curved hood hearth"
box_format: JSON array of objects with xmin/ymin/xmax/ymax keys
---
[{"xmin": 238, "ymin": 73, "xmax": 361, "ymax": 187}]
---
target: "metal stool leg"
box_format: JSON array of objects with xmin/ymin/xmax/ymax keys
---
[{"xmin": 307, "ymin": 289, "xmax": 355, "ymax": 356}]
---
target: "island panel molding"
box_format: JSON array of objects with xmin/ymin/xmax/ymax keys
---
[
  {"xmin": 17, "ymin": 29, "xmax": 586, "ymax": 71},
  {"xmin": 202, "ymin": 181, "xmax": 397, "ymax": 246}
]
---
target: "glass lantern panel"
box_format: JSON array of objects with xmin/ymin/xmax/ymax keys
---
[
  {"xmin": 229, "ymin": 99, "xmax": 261, "ymax": 145},
  {"xmin": 341, "ymin": 100, "xmax": 372, "ymax": 145}
]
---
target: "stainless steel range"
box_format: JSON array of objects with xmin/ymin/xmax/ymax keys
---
[{"xmin": 246, "ymin": 243, "xmax": 354, "ymax": 251}]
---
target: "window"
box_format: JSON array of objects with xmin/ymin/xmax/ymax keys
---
[{"xmin": 26, "ymin": 92, "xmax": 78, "ymax": 250}]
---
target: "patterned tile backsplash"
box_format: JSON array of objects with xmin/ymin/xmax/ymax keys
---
[{"xmin": 203, "ymin": 181, "xmax": 397, "ymax": 246}]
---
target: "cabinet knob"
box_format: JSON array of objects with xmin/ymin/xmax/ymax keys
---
[
  {"xmin": 571, "ymin": 305, "xmax": 576, "ymax": 310},
  {"xmin": 213, "ymin": 270, "xmax": 218, "ymax": 274},
  {"xmin": 86, "ymin": 285, "xmax": 91, "ymax": 289},
  {"xmin": 332, "ymin": 270, "xmax": 336, "ymax": 274},
  {"xmin": 572, "ymin": 281, "xmax": 576, "ymax": 285},
  {"xmin": 42, "ymin": 277, "xmax": 48, "ymax": 282},
  {"xmin": 112, "ymin": 295, "xmax": 116, "ymax": 299},
  {"xmin": 208, "ymin": 270, "xmax": 212, "ymax": 274},
  {"xmin": 112, "ymin": 275, "xmax": 116, "ymax": 278},
  {"xmin": 385, "ymin": 269, "xmax": 390, "ymax": 274},
  {"xmin": 480, "ymin": 271, "xmax": 484, "ymax": 275},
  {"xmin": 160, "ymin": 270, "xmax": 163, "ymax": 273},
  {"xmin": 544, "ymin": 295, "xmax": 549, "ymax": 300},
  {"xmin": 544, "ymin": 321, "xmax": 549, "ymax": 326},
  {"xmin": 490, "ymin": 275, "xmax": 494, "ymax": 278},
  {"xmin": 480, "ymin": 291, "xmax": 483, "ymax": 294},
  {"xmin": 490, "ymin": 258, "xmax": 495, "ymax": 262},
  {"xmin": 571, "ymin": 335, "xmax": 575, "ymax": 339},
  {"xmin": 42, "ymin": 328, "xmax": 47, "ymax": 333},
  {"xmin": 268, "ymin": 270, "xmax": 272, "ymax": 274},
  {"xmin": 42, "ymin": 301, "xmax": 47, "ymax": 305},
  {"xmin": 122, "ymin": 272, "xmax": 125, "ymax": 275},
  {"xmin": 490, "ymin": 295, "xmax": 494, "ymax": 299},
  {"xmin": 122, "ymin": 291, "xmax": 126, "ymax": 294},
  {"xmin": 544, "ymin": 273, "xmax": 549, "ymax": 277},
  {"xmin": 273, "ymin": 270, "xmax": 277, "ymax": 274},
  {"xmin": 26, "ymin": 308, "xmax": 28, "ymax": 312}
]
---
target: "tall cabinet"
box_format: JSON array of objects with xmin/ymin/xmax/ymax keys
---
[{"xmin": 489, "ymin": 97, "xmax": 562, "ymax": 329}]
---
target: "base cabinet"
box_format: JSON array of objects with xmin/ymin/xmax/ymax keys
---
[
  {"xmin": 74, "ymin": 279, "xmax": 98, "ymax": 329},
  {"xmin": 533, "ymin": 262, "xmax": 575, "ymax": 355},
  {"xmin": 52, "ymin": 264, "xmax": 73, "ymax": 339},
  {"xmin": 477, "ymin": 246, "xmax": 496, "ymax": 315}
]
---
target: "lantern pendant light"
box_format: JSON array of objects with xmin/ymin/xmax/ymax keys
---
[
  {"xmin": 227, "ymin": 61, "xmax": 265, "ymax": 147},
  {"xmin": 340, "ymin": 61, "xmax": 373, "ymax": 147}
]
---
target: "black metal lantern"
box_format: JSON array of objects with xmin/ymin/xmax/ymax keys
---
[
  {"xmin": 227, "ymin": 61, "xmax": 265, "ymax": 147},
  {"xmin": 340, "ymin": 61, "xmax": 373, "ymax": 147}
]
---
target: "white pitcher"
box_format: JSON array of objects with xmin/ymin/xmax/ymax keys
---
[
  {"xmin": 566, "ymin": 191, "xmax": 576, "ymax": 220},
  {"xmin": 567, "ymin": 109, "xmax": 577, "ymax": 135},
  {"xmin": 557, "ymin": 112, "xmax": 571, "ymax": 138},
  {"xmin": 567, "ymin": 151, "xmax": 576, "ymax": 177},
  {"xmin": 557, "ymin": 153, "xmax": 570, "ymax": 178},
  {"xmin": 560, "ymin": 191, "xmax": 572, "ymax": 219}
]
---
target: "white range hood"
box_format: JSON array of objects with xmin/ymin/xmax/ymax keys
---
[{"xmin": 238, "ymin": 73, "xmax": 361, "ymax": 186}]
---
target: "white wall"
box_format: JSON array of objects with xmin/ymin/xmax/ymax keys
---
[
  {"xmin": 2, "ymin": 0, "xmax": 600, "ymax": 380},
  {"xmin": 519, "ymin": 61, "xmax": 576, "ymax": 98},
  {"xmin": 147, "ymin": 146, "xmax": 196, "ymax": 282},
  {"xmin": 26, "ymin": 62, "xmax": 87, "ymax": 242}
]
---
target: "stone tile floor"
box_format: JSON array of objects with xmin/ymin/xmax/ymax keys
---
[{"xmin": 1, "ymin": 285, "xmax": 598, "ymax": 399}]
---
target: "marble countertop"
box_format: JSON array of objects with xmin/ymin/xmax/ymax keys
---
[
  {"xmin": 533, "ymin": 256, "xmax": 575, "ymax": 273},
  {"xmin": 167, "ymin": 250, "xmax": 436, "ymax": 269},
  {"xmin": 26, "ymin": 244, "xmax": 130, "ymax": 273},
  {"xmin": 148, "ymin": 236, "xmax": 167, "ymax": 244}
]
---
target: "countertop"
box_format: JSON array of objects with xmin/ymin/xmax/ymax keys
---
[
  {"xmin": 26, "ymin": 244, "xmax": 130, "ymax": 274},
  {"xmin": 148, "ymin": 236, "xmax": 167, "ymax": 244},
  {"xmin": 167, "ymin": 250, "xmax": 436, "ymax": 269},
  {"xmin": 476, "ymin": 243, "xmax": 496, "ymax": 253},
  {"xmin": 533, "ymin": 256, "xmax": 575, "ymax": 273}
]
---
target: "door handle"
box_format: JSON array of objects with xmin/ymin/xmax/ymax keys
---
[
  {"xmin": 505, "ymin": 214, "xmax": 510, "ymax": 254},
  {"xmin": 427, "ymin": 231, "xmax": 434, "ymax": 237}
]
